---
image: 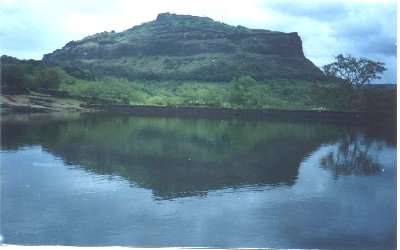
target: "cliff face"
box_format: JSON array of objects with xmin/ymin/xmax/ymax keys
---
[{"xmin": 43, "ymin": 13, "xmax": 324, "ymax": 82}]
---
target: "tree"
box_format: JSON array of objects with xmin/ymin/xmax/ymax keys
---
[
  {"xmin": 322, "ymin": 54, "xmax": 387, "ymax": 109},
  {"xmin": 323, "ymin": 54, "xmax": 386, "ymax": 89},
  {"xmin": 229, "ymin": 75, "xmax": 257, "ymax": 107}
]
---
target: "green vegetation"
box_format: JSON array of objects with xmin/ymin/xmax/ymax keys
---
[
  {"xmin": 1, "ymin": 55, "xmax": 72, "ymax": 89},
  {"xmin": 59, "ymin": 76, "xmax": 327, "ymax": 109},
  {"xmin": 54, "ymin": 53, "xmax": 321, "ymax": 83},
  {"xmin": 1, "ymin": 55, "xmax": 396, "ymax": 112}
]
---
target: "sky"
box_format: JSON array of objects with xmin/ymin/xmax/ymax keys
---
[{"xmin": 0, "ymin": 0, "xmax": 397, "ymax": 83}]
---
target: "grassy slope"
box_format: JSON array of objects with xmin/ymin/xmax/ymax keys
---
[{"xmin": 60, "ymin": 76, "xmax": 326, "ymax": 110}]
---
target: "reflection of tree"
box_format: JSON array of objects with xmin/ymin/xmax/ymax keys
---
[{"xmin": 319, "ymin": 132, "xmax": 381, "ymax": 178}]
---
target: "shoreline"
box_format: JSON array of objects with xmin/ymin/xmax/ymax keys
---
[{"xmin": 1, "ymin": 93, "xmax": 396, "ymax": 123}]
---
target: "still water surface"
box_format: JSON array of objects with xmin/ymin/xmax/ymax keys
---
[{"xmin": 1, "ymin": 113, "xmax": 396, "ymax": 248}]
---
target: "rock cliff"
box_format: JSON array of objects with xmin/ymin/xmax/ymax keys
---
[{"xmin": 43, "ymin": 13, "xmax": 324, "ymax": 82}]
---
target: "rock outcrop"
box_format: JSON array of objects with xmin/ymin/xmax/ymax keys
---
[{"xmin": 43, "ymin": 13, "xmax": 324, "ymax": 82}]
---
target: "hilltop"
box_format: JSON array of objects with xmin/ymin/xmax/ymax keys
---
[{"xmin": 43, "ymin": 13, "xmax": 324, "ymax": 82}]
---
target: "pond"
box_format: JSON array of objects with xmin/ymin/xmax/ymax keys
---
[{"xmin": 0, "ymin": 113, "xmax": 396, "ymax": 248}]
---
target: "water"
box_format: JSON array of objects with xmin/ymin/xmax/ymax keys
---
[{"xmin": 1, "ymin": 113, "xmax": 396, "ymax": 248}]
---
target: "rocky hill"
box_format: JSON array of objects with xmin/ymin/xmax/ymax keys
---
[{"xmin": 43, "ymin": 13, "xmax": 324, "ymax": 82}]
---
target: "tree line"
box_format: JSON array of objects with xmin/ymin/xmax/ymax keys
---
[{"xmin": 1, "ymin": 55, "xmax": 71, "ymax": 89}]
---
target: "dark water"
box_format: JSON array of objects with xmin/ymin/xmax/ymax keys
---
[{"xmin": 0, "ymin": 113, "xmax": 396, "ymax": 248}]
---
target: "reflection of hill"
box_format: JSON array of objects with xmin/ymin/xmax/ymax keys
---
[{"xmin": 1, "ymin": 113, "xmax": 393, "ymax": 199}]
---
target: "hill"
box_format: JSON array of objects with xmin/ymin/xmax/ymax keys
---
[
  {"xmin": 3, "ymin": 13, "xmax": 395, "ymax": 113},
  {"xmin": 43, "ymin": 13, "xmax": 324, "ymax": 82}
]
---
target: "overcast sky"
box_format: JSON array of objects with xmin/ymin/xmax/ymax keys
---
[{"xmin": 0, "ymin": 0, "xmax": 397, "ymax": 83}]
